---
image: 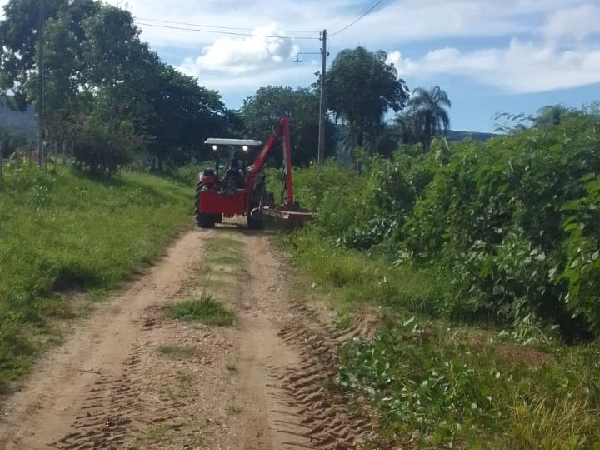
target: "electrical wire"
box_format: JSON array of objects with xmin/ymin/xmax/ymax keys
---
[
  {"xmin": 134, "ymin": 21, "xmax": 320, "ymax": 40},
  {"xmin": 329, "ymin": 0, "xmax": 387, "ymax": 36},
  {"xmin": 133, "ymin": 16, "xmax": 320, "ymax": 34}
]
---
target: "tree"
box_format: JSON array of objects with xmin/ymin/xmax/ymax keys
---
[
  {"xmin": 241, "ymin": 85, "xmax": 336, "ymax": 166},
  {"xmin": 144, "ymin": 64, "xmax": 227, "ymax": 169},
  {"xmin": 405, "ymin": 86, "xmax": 451, "ymax": 152},
  {"xmin": 533, "ymin": 104, "xmax": 582, "ymax": 128},
  {"xmin": 326, "ymin": 46, "xmax": 409, "ymax": 149},
  {"xmin": 1, "ymin": 0, "xmax": 237, "ymax": 173},
  {"xmin": 0, "ymin": 0, "xmax": 67, "ymax": 110},
  {"xmin": 0, "ymin": 0, "xmax": 153, "ymax": 138},
  {"xmin": 393, "ymin": 112, "xmax": 419, "ymax": 145}
]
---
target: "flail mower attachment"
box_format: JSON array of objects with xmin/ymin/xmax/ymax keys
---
[{"xmin": 260, "ymin": 204, "xmax": 313, "ymax": 222}]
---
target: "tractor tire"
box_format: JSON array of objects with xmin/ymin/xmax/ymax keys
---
[
  {"xmin": 195, "ymin": 184, "xmax": 215, "ymax": 228},
  {"xmin": 247, "ymin": 212, "xmax": 263, "ymax": 230},
  {"xmin": 197, "ymin": 213, "xmax": 216, "ymax": 228}
]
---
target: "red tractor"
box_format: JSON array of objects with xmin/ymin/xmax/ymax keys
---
[{"xmin": 195, "ymin": 116, "xmax": 312, "ymax": 229}]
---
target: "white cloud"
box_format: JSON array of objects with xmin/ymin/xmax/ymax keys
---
[
  {"xmin": 387, "ymin": 38, "xmax": 600, "ymax": 93},
  {"xmin": 104, "ymin": 0, "xmax": 589, "ymax": 50},
  {"xmin": 542, "ymin": 4, "xmax": 600, "ymax": 41},
  {"xmin": 2, "ymin": 0, "xmax": 599, "ymax": 102},
  {"xmin": 177, "ymin": 23, "xmax": 299, "ymax": 76},
  {"xmin": 386, "ymin": 50, "xmax": 419, "ymax": 75}
]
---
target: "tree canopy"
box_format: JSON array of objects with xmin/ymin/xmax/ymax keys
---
[
  {"xmin": 401, "ymin": 85, "xmax": 452, "ymax": 152},
  {"xmin": 326, "ymin": 46, "xmax": 409, "ymax": 148},
  {"xmin": 0, "ymin": 0, "xmax": 231, "ymax": 173},
  {"xmin": 241, "ymin": 85, "xmax": 335, "ymax": 166}
]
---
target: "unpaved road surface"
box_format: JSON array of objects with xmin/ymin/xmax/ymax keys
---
[{"xmin": 0, "ymin": 224, "xmax": 380, "ymax": 450}]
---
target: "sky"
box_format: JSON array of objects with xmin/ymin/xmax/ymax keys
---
[{"xmin": 3, "ymin": 0, "xmax": 600, "ymax": 132}]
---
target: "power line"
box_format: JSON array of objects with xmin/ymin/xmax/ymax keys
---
[
  {"xmin": 329, "ymin": 0, "xmax": 387, "ymax": 37},
  {"xmin": 135, "ymin": 21, "xmax": 320, "ymax": 40},
  {"xmin": 133, "ymin": 16, "xmax": 319, "ymax": 34}
]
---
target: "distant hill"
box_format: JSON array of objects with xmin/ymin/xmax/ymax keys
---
[
  {"xmin": 0, "ymin": 101, "xmax": 36, "ymax": 140},
  {"xmin": 446, "ymin": 130, "xmax": 498, "ymax": 142}
]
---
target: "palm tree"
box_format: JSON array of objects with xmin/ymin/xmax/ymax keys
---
[
  {"xmin": 406, "ymin": 86, "xmax": 451, "ymax": 152},
  {"xmin": 393, "ymin": 112, "xmax": 419, "ymax": 145}
]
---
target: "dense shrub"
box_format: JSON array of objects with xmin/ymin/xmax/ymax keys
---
[
  {"xmin": 290, "ymin": 109, "xmax": 600, "ymax": 340},
  {"xmin": 71, "ymin": 118, "xmax": 143, "ymax": 175}
]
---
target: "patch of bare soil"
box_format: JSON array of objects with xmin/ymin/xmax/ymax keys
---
[{"xmin": 459, "ymin": 329, "xmax": 556, "ymax": 367}]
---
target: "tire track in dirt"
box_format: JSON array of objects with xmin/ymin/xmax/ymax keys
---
[
  {"xmin": 1, "ymin": 223, "xmax": 383, "ymax": 450},
  {"xmin": 0, "ymin": 229, "xmax": 208, "ymax": 450},
  {"xmin": 233, "ymin": 232, "xmax": 384, "ymax": 450},
  {"xmin": 45, "ymin": 228, "xmax": 243, "ymax": 450}
]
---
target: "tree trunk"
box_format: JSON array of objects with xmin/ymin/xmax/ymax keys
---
[{"xmin": 423, "ymin": 115, "xmax": 432, "ymax": 152}]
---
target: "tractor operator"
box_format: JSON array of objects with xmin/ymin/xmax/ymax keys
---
[
  {"xmin": 228, "ymin": 149, "xmax": 245, "ymax": 174},
  {"xmin": 222, "ymin": 148, "xmax": 245, "ymax": 194}
]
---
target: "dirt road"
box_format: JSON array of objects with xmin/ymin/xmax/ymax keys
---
[{"xmin": 0, "ymin": 224, "xmax": 378, "ymax": 450}]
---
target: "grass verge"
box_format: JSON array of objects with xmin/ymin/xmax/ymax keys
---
[
  {"xmin": 282, "ymin": 229, "xmax": 448, "ymax": 318},
  {"xmin": 0, "ymin": 165, "xmax": 193, "ymax": 392},
  {"xmin": 282, "ymin": 231, "xmax": 600, "ymax": 450}
]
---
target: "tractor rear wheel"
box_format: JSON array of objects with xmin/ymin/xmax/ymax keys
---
[
  {"xmin": 195, "ymin": 184, "xmax": 216, "ymax": 228},
  {"xmin": 197, "ymin": 213, "xmax": 216, "ymax": 228}
]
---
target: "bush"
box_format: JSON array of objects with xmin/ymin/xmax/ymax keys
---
[
  {"xmin": 337, "ymin": 316, "xmax": 600, "ymax": 449},
  {"xmin": 287, "ymin": 108, "xmax": 600, "ymax": 340},
  {"xmin": 71, "ymin": 117, "xmax": 143, "ymax": 175}
]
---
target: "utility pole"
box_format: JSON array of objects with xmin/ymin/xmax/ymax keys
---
[
  {"xmin": 37, "ymin": 0, "xmax": 45, "ymax": 166},
  {"xmin": 317, "ymin": 29, "xmax": 327, "ymax": 166}
]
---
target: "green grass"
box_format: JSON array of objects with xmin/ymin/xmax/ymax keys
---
[
  {"xmin": 205, "ymin": 235, "xmax": 245, "ymax": 253},
  {"xmin": 337, "ymin": 317, "xmax": 600, "ymax": 450},
  {"xmin": 165, "ymin": 293, "xmax": 236, "ymax": 326},
  {"xmin": 157, "ymin": 344, "xmax": 202, "ymax": 359},
  {"xmin": 207, "ymin": 254, "xmax": 243, "ymax": 267},
  {"xmin": 226, "ymin": 403, "xmax": 242, "ymax": 414},
  {"xmin": 0, "ymin": 165, "xmax": 193, "ymax": 392},
  {"xmin": 165, "ymin": 369, "xmax": 196, "ymax": 401},
  {"xmin": 284, "ymin": 229, "xmax": 448, "ymax": 318},
  {"xmin": 282, "ymin": 229, "xmax": 600, "ymax": 450}
]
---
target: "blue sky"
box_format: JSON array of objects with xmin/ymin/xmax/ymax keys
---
[{"xmin": 3, "ymin": 0, "xmax": 599, "ymax": 132}]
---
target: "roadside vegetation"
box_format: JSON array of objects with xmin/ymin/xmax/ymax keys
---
[
  {"xmin": 2, "ymin": 2, "xmax": 598, "ymax": 447},
  {"xmin": 280, "ymin": 106, "xmax": 600, "ymax": 449},
  {"xmin": 0, "ymin": 165, "xmax": 192, "ymax": 392}
]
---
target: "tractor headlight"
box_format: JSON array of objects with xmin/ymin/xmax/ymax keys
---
[
  {"xmin": 242, "ymin": 145, "xmax": 248, "ymax": 151},
  {"xmin": 212, "ymin": 145, "xmax": 218, "ymax": 151}
]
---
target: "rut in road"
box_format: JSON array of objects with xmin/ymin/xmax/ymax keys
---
[{"xmin": 0, "ymin": 225, "xmax": 382, "ymax": 450}]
